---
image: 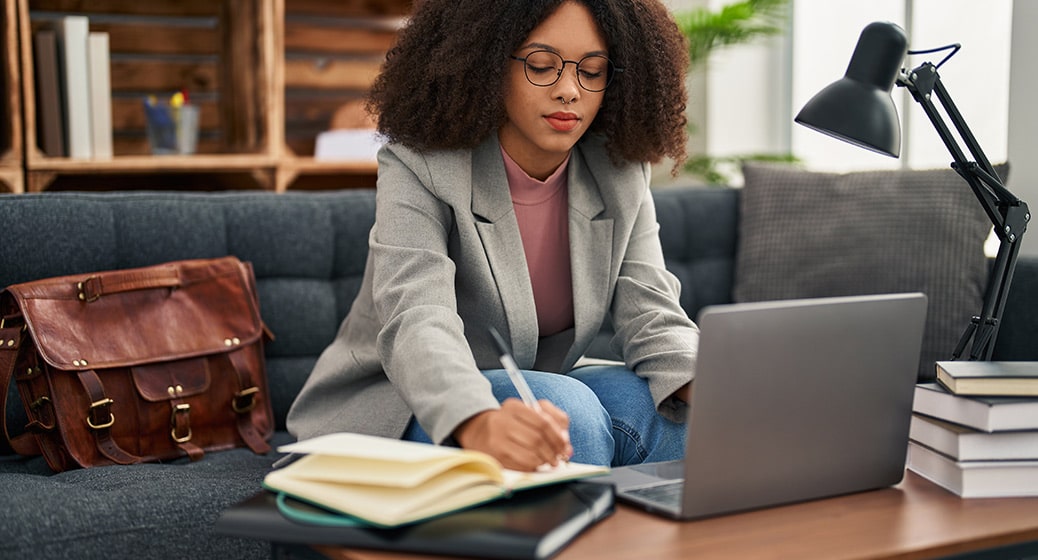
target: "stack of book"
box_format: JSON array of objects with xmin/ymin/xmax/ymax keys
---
[
  {"xmin": 908, "ymin": 361, "xmax": 1038, "ymax": 498},
  {"xmin": 32, "ymin": 15, "xmax": 112, "ymax": 159}
]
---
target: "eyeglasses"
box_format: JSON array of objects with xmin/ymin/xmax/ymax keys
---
[{"xmin": 509, "ymin": 50, "xmax": 623, "ymax": 93}]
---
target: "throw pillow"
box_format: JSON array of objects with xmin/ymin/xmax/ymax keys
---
[{"xmin": 734, "ymin": 162, "xmax": 1003, "ymax": 381}]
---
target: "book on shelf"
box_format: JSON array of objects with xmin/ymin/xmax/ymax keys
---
[
  {"xmin": 912, "ymin": 383, "xmax": 1038, "ymax": 432},
  {"xmin": 262, "ymin": 432, "xmax": 609, "ymax": 528},
  {"xmin": 907, "ymin": 441, "xmax": 1038, "ymax": 498},
  {"xmin": 32, "ymin": 29, "xmax": 65, "ymax": 157},
  {"xmin": 55, "ymin": 15, "xmax": 93, "ymax": 159},
  {"xmin": 87, "ymin": 31, "xmax": 113, "ymax": 159},
  {"xmin": 216, "ymin": 482, "xmax": 614, "ymax": 560},
  {"xmin": 314, "ymin": 128, "xmax": 382, "ymax": 162},
  {"xmin": 936, "ymin": 360, "xmax": 1038, "ymax": 397},
  {"xmin": 909, "ymin": 413, "xmax": 1038, "ymax": 461}
]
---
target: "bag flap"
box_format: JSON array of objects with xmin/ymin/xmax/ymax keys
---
[
  {"xmin": 132, "ymin": 358, "xmax": 211, "ymax": 402},
  {"xmin": 5, "ymin": 257, "xmax": 263, "ymax": 370}
]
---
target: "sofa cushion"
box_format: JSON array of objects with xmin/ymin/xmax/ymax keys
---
[
  {"xmin": 733, "ymin": 162, "xmax": 999, "ymax": 381},
  {"xmin": 0, "ymin": 431, "xmax": 294, "ymax": 559},
  {"xmin": 993, "ymin": 258, "xmax": 1038, "ymax": 361},
  {"xmin": 653, "ymin": 185, "xmax": 739, "ymax": 318}
]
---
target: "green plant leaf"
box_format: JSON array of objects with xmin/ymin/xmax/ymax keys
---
[
  {"xmin": 674, "ymin": 0, "xmax": 788, "ymax": 66},
  {"xmin": 674, "ymin": 0, "xmax": 793, "ymax": 183}
]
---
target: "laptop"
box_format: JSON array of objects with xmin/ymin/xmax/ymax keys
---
[{"xmin": 598, "ymin": 292, "xmax": 928, "ymax": 520}]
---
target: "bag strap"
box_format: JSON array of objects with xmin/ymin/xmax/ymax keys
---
[
  {"xmin": 0, "ymin": 320, "xmax": 42, "ymax": 456},
  {"xmin": 76, "ymin": 370, "xmax": 139, "ymax": 465},
  {"xmin": 75, "ymin": 266, "xmax": 181, "ymax": 303},
  {"xmin": 226, "ymin": 349, "xmax": 271, "ymax": 454},
  {"xmin": 231, "ymin": 259, "xmax": 272, "ymax": 454}
]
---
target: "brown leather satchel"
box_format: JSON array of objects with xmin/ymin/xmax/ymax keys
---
[{"xmin": 0, "ymin": 256, "xmax": 274, "ymax": 472}]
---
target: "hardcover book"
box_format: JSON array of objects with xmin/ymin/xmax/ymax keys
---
[
  {"xmin": 936, "ymin": 361, "xmax": 1038, "ymax": 397},
  {"xmin": 262, "ymin": 433, "xmax": 609, "ymax": 528},
  {"xmin": 907, "ymin": 441, "xmax": 1038, "ymax": 498},
  {"xmin": 216, "ymin": 482, "xmax": 614, "ymax": 560},
  {"xmin": 87, "ymin": 31, "xmax": 112, "ymax": 159},
  {"xmin": 55, "ymin": 15, "xmax": 92, "ymax": 159},
  {"xmin": 32, "ymin": 29, "xmax": 65, "ymax": 157},
  {"xmin": 909, "ymin": 414, "xmax": 1038, "ymax": 461},
  {"xmin": 912, "ymin": 383, "xmax": 1038, "ymax": 432}
]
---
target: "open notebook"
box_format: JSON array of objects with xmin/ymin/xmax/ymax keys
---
[{"xmin": 263, "ymin": 432, "xmax": 608, "ymax": 527}]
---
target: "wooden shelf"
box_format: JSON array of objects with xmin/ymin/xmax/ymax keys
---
[
  {"xmin": 26, "ymin": 154, "xmax": 279, "ymax": 172},
  {"xmin": 5, "ymin": 0, "xmax": 411, "ymax": 194},
  {"xmin": 23, "ymin": 154, "xmax": 283, "ymax": 192},
  {"xmin": 276, "ymin": 157, "xmax": 378, "ymax": 192},
  {"xmin": 284, "ymin": 158, "xmax": 378, "ymax": 175}
]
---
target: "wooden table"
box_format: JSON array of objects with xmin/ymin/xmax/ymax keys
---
[{"xmin": 299, "ymin": 472, "xmax": 1038, "ymax": 560}]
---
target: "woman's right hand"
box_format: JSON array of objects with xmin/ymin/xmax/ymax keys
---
[{"xmin": 454, "ymin": 398, "xmax": 573, "ymax": 471}]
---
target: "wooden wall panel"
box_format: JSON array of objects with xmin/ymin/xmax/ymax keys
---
[
  {"xmin": 28, "ymin": 0, "xmax": 220, "ymax": 17},
  {"xmin": 282, "ymin": 0, "xmax": 409, "ymax": 156},
  {"xmin": 285, "ymin": 23, "xmax": 397, "ymax": 54},
  {"xmin": 285, "ymin": 0, "xmax": 411, "ymax": 18},
  {"xmin": 94, "ymin": 22, "xmax": 219, "ymax": 55},
  {"xmin": 284, "ymin": 58, "xmax": 381, "ymax": 91}
]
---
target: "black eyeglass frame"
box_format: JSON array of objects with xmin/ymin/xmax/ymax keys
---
[{"xmin": 509, "ymin": 50, "xmax": 625, "ymax": 92}]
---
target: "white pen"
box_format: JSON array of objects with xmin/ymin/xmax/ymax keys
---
[
  {"xmin": 489, "ymin": 326, "xmax": 572, "ymax": 466},
  {"xmin": 488, "ymin": 326, "xmax": 541, "ymax": 410}
]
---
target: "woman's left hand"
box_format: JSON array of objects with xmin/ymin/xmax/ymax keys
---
[{"xmin": 672, "ymin": 382, "xmax": 692, "ymax": 405}]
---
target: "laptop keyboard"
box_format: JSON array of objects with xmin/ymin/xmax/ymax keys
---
[{"xmin": 626, "ymin": 481, "xmax": 683, "ymax": 507}]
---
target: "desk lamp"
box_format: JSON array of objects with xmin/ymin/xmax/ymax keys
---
[{"xmin": 795, "ymin": 21, "xmax": 1030, "ymax": 362}]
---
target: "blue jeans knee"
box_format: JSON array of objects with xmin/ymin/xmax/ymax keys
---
[{"xmin": 568, "ymin": 365, "xmax": 687, "ymax": 466}]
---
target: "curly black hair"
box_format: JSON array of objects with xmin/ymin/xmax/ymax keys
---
[{"xmin": 367, "ymin": 0, "xmax": 689, "ymax": 167}]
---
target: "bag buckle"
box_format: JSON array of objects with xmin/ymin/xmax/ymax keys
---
[
  {"xmin": 170, "ymin": 403, "xmax": 192, "ymax": 443},
  {"xmin": 0, "ymin": 316, "xmax": 26, "ymax": 333},
  {"xmin": 232, "ymin": 387, "xmax": 259, "ymax": 413},
  {"xmin": 29, "ymin": 395, "xmax": 56, "ymax": 431},
  {"xmin": 76, "ymin": 277, "xmax": 100, "ymax": 303},
  {"xmin": 86, "ymin": 398, "xmax": 115, "ymax": 430}
]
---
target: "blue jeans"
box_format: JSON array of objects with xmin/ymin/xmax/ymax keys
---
[{"xmin": 402, "ymin": 365, "xmax": 687, "ymax": 467}]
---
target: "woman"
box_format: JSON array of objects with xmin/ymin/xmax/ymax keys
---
[{"xmin": 287, "ymin": 0, "xmax": 698, "ymax": 471}]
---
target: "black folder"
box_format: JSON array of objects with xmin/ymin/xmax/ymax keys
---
[{"xmin": 215, "ymin": 482, "xmax": 614, "ymax": 560}]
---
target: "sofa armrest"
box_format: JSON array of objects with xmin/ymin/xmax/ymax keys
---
[{"xmin": 992, "ymin": 255, "xmax": 1038, "ymax": 360}]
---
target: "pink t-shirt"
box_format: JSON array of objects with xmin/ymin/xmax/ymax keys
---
[{"xmin": 500, "ymin": 148, "xmax": 575, "ymax": 337}]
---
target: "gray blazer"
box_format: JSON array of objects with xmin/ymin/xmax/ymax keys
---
[{"xmin": 286, "ymin": 135, "xmax": 699, "ymax": 445}]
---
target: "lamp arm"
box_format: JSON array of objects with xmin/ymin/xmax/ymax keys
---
[{"xmin": 898, "ymin": 62, "xmax": 1031, "ymax": 361}]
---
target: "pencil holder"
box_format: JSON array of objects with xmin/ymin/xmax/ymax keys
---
[{"xmin": 143, "ymin": 100, "xmax": 199, "ymax": 155}]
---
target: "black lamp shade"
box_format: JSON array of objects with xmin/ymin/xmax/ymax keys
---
[{"xmin": 795, "ymin": 22, "xmax": 909, "ymax": 157}]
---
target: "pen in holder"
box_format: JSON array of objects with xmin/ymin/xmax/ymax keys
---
[{"xmin": 143, "ymin": 92, "xmax": 199, "ymax": 155}]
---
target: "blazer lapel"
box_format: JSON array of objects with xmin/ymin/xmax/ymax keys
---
[
  {"xmin": 562, "ymin": 147, "xmax": 613, "ymax": 370},
  {"xmin": 471, "ymin": 137, "xmax": 540, "ymax": 368}
]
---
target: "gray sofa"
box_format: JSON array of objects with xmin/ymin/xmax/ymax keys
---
[{"xmin": 0, "ymin": 187, "xmax": 1035, "ymax": 559}]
